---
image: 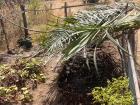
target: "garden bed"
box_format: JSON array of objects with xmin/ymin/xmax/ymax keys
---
[{"xmin": 56, "ymin": 42, "xmax": 123, "ymax": 105}]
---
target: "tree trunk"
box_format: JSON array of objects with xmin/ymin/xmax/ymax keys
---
[
  {"xmin": 0, "ymin": 18, "xmax": 10, "ymax": 53},
  {"xmin": 20, "ymin": 4, "xmax": 29, "ymax": 38}
]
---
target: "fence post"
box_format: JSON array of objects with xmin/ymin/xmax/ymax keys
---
[
  {"xmin": 64, "ymin": 2, "xmax": 68, "ymax": 17},
  {"xmin": 127, "ymin": 35, "xmax": 140, "ymax": 105},
  {"xmin": 129, "ymin": 31, "xmax": 135, "ymax": 55},
  {"xmin": 0, "ymin": 18, "xmax": 10, "ymax": 53},
  {"xmin": 20, "ymin": 4, "xmax": 29, "ymax": 38}
]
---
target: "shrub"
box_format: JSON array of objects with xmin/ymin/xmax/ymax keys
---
[
  {"xmin": 0, "ymin": 85, "xmax": 18, "ymax": 104},
  {"xmin": 92, "ymin": 77, "xmax": 134, "ymax": 105},
  {"xmin": 19, "ymin": 58, "xmax": 46, "ymax": 83}
]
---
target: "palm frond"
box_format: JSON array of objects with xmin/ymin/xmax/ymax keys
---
[{"xmin": 43, "ymin": 2, "xmax": 140, "ymax": 60}]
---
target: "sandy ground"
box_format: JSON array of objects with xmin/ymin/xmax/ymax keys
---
[{"xmin": 31, "ymin": 55, "xmax": 62, "ymax": 105}]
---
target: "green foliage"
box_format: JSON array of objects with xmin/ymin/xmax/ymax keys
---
[
  {"xmin": 43, "ymin": 3, "xmax": 140, "ymax": 60},
  {"xmin": 0, "ymin": 65, "xmax": 16, "ymax": 82},
  {"xmin": 0, "ymin": 58, "xmax": 46, "ymax": 104},
  {"xmin": 0, "ymin": 85, "xmax": 18, "ymax": 103},
  {"xmin": 20, "ymin": 87, "xmax": 32, "ymax": 102},
  {"xmin": 41, "ymin": 3, "xmax": 140, "ymax": 77},
  {"xmin": 17, "ymin": 58, "xmax": 46, "ymax": 83},
  {"xmin": 92, "ymin": 77, "xmax": 134, "ymax": 105}
]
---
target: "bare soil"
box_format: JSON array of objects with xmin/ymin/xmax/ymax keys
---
[{"xmin": 31, "ymin": 55, "xmax": 61, "ymax": 105}]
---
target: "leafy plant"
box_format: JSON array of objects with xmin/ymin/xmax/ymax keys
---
[
  {"xmin": 0, "ymin": 64, "xmax": 18, "ymax": 87},
  {"xmin": 20, "ymin": 87, "xmax": 32, "ymax": 102},
  {"xmin": 0, "ymin": 85, "xmax": 18, "ymax": 104},
  {"xmin": 18, "ymin": 58, "xmax": 46, "ymax": 83},
  {"xmin": 0, "ymin": 58, "xmax": 46, "ymax": 104},
  {"xmin": 92, "ymin": 77, "xmax": 134, "ymax": 105}
]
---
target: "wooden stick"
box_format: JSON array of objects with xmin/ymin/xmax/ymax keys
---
[{"xmin": 0, "ymin": 18, "xmax": 10, "ymax": 53}]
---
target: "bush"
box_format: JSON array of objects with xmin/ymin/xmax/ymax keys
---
[{"xmin": 92, "ymin": 77, "xmax": 134, "ymax": 105}]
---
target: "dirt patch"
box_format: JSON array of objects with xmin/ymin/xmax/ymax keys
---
[
  {"xmin": 31, "ymin": 55, "xmax": 61, "ymax": 105},
  {"xmin": 56, "ymin": 43, "xmax": 123, "ymax": 105}
]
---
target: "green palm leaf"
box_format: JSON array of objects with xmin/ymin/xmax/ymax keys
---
[{"xmin": 41, "ymin": 2, "xmax": 140, "ymax": 76}]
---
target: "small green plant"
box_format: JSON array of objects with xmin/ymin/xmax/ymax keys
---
[
  {"xmin": 0, "ymin": 85, "xmax": 18, "ymax": 104},
  {"xmin": 19, "ymin": 58, "xmax": 46, "ymax": 83},
  {"xmin": 20, "ymin": 87, "xmax": 32, "ymax": 102},
  {"xmin": 92, "ymin": 77, "xmax": 134, "ymax": 105},
  {"xmin": 0, "ymin": 58, "xmax": 46, "ymax": 104}
]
